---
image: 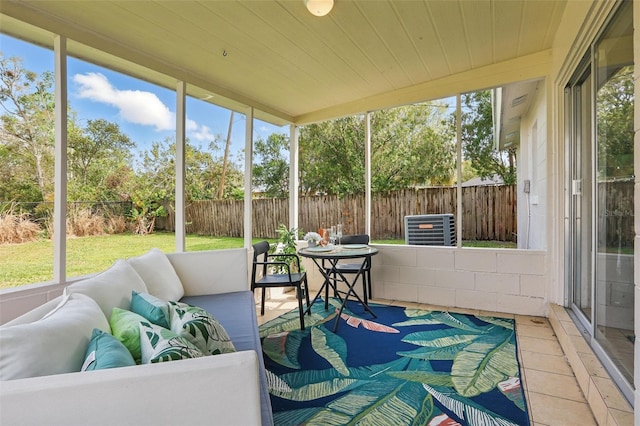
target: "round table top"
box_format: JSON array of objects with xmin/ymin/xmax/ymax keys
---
[{"xmin": 298, "ymin": 245, "xmax": 378, "ymax": 259}]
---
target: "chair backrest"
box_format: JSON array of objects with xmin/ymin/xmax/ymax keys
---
[
  {"xmin": 252, "ymin": 241, "xmax": 270, "ymax": 259},
  {"xmin": 340, "ymin": 234, "xmax": 369, "ymax": 245},
  {"xmin": 251, "ymin": 241, "xmax": 271, "ymax": 281},
  {"xmin": 340, "ymin": 234, "xmax": 372, "ymax": 268}
]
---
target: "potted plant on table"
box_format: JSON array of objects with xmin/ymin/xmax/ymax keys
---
[{"xmin": 303, "ymin": 231, "xmax": 322, "ymax": 247}]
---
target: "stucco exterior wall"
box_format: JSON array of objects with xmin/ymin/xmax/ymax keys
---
[{"xmin": 518, "ymin": 81, "xmax": 548, "ymax": 251}]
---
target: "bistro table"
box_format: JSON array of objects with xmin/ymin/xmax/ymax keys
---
[{"xmin": 299, "ymin": 244, "xmax": 378, "ymax": 332}]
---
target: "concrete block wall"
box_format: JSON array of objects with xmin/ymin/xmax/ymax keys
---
[
  {"xmin": 357, "ymin": 245, "xmax": 549, "ymax": 317},
  {"xmin": 4, "ymin": 245, "xmax": 549, "ymax": 324}
]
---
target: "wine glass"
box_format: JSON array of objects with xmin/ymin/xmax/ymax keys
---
[
  {"xmin": 336, "ymin": 223, "xmax": 343, "ymax": 246},
  {"xmin": 329, "ymin": 226, "xmax": 336, "ymax": 246}
]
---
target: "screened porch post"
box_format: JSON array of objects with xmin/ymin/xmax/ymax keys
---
[
  {"xmin": 365, "ymin": 112, "xmax": 372, "ymax": 236},
  {"xmin": 244, "ymin": 107, "xmax": 254, "ymax": 248},
  {"xmin": 53, "ymin": 35, "xmax": 67, "ymax": 282},
  {"xmin": 456, "ymin": 94, "xmax": 462, "ymax": 248},
  {"xmin": 289, "ymin": 125, "xmax": 299, "ymax": 232},
  {"xmin": 175, "ymin": 81, "xmax": 186, "ymax": 252}
]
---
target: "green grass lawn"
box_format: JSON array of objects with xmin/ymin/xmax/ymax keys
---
[
  {"xmin": 0, "ymin": 232, "xmax": 272, "ymax": 289},
  {"xmin": 1, "ymin": 233, "xmax": 517, "ymax": 288}
]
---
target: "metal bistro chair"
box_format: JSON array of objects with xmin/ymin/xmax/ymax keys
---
[
  {"xmin": 251, "ymin": 241, "xmax": 311, "ymax": 330},
  {"xmin": 329, "ymin": 234, "xmax": 373, "ymax": 304}
]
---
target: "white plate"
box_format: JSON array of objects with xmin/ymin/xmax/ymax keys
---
[
  {"xmin": 341, "ymin": 244, "xmax": 368, "ymax": 249},
  {"xmin": 305, "ymin": 246, "xmax": 333, "ymax": 252}
]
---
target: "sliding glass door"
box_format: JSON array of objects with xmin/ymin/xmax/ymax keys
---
[
  {"xmin": 593, "ymin": 1, "xmax": 634, "ymax": 384},
  {"xmin": 566, "ymin": 0, "xmax": 634, "ymax": 401},
  {"xmin": 569, "ymin": 64, "xmax": 593, "ymax": 324}
]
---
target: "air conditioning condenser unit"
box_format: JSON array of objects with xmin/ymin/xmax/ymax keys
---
[{"xmin": 404, "ymin": 214, "xmax": 456, "ymax": 246}]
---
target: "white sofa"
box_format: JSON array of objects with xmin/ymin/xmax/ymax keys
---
[{"xmin": 0, "ymin": 248, "xmax": 273, "ymax": 426}]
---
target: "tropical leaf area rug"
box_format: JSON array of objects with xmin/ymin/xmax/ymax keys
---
[{"xmin": 259, "ymin": 298, "xmax": 530, "ymax": 426}]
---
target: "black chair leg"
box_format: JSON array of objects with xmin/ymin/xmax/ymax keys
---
[
  {"xmin": 324, "ymin": 278, "xmax": 329, "ymax": 309},
  {"xmin": 362, "ymin": 274, "xmax": 368, "ymax": 305},
  {"xmin": 304, "ymin": 277, "xmax": 311, "ymax": 315},
  {"xmin": 296, "ymin": 286, "xmax": 305, "ymax": 330},
  {"xmin": 261, "ymin": 287, "xmax": 266, "ymax": 315}
]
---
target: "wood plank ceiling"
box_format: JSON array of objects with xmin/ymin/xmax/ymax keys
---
[{"xmin": 0, "ymin": 0, "xmax": 566, "ymax": 125}]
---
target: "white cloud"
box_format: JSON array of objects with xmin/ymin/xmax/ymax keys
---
[
  {"xmin": 73, "ymin": 72, "xmax": 220, "ymax": 143},
  {"xmin": 73, "ymin": 72, "xmax": 174, "ymax": 131},
  {"xmin": 186, "ymin": 118, "xmax": 215, "ymax": 142}
]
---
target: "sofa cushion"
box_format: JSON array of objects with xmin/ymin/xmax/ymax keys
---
[
  {"xmin": 139, "ymin": 321, "xmax": 204, "ymax": 363},
  {"xmin": 0, "ymin": 292, "xmax": 109, "ymax": 380},
  {"xmin": 131, "ymin": 291, "xmax": 170, "ymax": 329},
  {"xmin": 67, "ymin": 259, "xmax": 148, "ymax": 319},
  {"xmin": 181, "ymin": 291, "xmax": 273, "ymax": 426},
  {"xmin": 109, "ymin": 308, "xmax": 148, "ymax": 363},
  {"xmin": 2, "ymin": 297, "xmax": 64, "ymax": 327},
  {"xmin": 82, "ymin": 328, "xmax": 136, "ymax": 371},
  {"xmin": 168, "ymin": 300, "xmax": 236, "ymax": 356},
  {"xmin": 127, "ymin": 248, "xmax": 184, "ymax": 301}
]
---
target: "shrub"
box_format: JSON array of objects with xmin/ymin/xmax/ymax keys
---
[
  {"xmin": 0, "ymin": 212, "xmax": 41, "ymax": 244},
  {"xmin": 67, "ymin": 208, "xmax": 105, "ymax": 237},
  {"xmin": 270, "ymin": 224, "xmax": 304, "ymax": 273},
  {"xmin": 106, "ymin": 215, "xmax": 128, "ymax": 234},
  {"xmin": 129, "ymin": 199, "xmax": 167, "ymax": 235}
]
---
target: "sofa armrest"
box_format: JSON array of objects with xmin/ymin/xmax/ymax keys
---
[
  {"xmin": 166, "ymin": 249, "xmax": 250, "ymax": 296},
  {"xmin": 1, "ymin": 351, "xmax": 261, "ymax": 426}
]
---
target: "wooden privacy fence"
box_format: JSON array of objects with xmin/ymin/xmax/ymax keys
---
[
  {"xmin": 598, "ymin": 180, "xmax": 634, "ymax": 248},
  {"xmin": 157, "ymin": 185, "xmax": 518, "ymax": 241}
]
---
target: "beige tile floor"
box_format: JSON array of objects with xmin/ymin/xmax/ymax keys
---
[{"xmin": 256, "ymin": 293, "xmax": 598, "ymax": 426}]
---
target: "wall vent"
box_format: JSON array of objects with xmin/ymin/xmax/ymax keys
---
[
  {"xmin": 404, "ymin": 214, "xmax": 456, "ymax": 246},
  {"xmin": 511, "ymin": 94, "xmax": 528, "ymax": 107}
]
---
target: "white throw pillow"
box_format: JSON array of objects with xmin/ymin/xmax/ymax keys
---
[
  {"xmin": 139, "ymin": 321, "xmax": 204, "ymax": 364},
  {"xmin": 168, "ymin": 300, "xmax": 235, "ymax": 355},
  {"xmin": 127, "ymin": 248, "xmax": 184, "ymax": 301},
  {"xmin": 0, "ymin": 292, "xmax": 110, "ymax": 380},
  {"xmin": 67, "ymin": 259, "xmax": 148, "ymax": 318}
]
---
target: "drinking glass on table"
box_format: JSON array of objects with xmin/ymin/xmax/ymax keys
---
[
  {"xmin": 320, "ymin": 229, "xmax": 329, "ymax": 246},
  {"xmin": 336, "ymin": 223, "xmax": 343, "ymax": 246},
  {"xmin": 329, "ymin": 226, "xmax": 336, "ymax": 246}
]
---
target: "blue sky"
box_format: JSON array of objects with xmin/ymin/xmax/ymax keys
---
[{"xmin": 1, "ymin": 34, "xmax": 286, "ymax": 165}]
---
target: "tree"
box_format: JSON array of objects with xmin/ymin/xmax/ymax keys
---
[
  {"xmin": 135, "ymin": 137, "xmax": 175, "ymax": 201},
  {"xmin": 253, "ymin": 133, "xmax": 290, "ymax": 198},
  {"xmin": 459, "ymin": 160, "xmax": 479, "ymax": 184},
  {"xmin": 67, "ymin": 118, "xmax": 135, "ymax": 201},
  {"xmin": 461, "ymin": 90, "xmax": 516, "ymax": 185},
  {"xmin": 297, "ymin": 103, "xmax": 456, "ymax": 195},
  {"xmin": 0, "ymin": 55, "xmax": 55, "ymax": 201},
  {"xmin": 371, "ymin": 103, "xmax": 455, "ymax": 190},
  {"xmin": 0, "ymin": 127, "xmax": 42, "ymax": 202},
  {"xmin": 217, "ymin": 111, "xmax": 234, "ymax": 199},
  {"xmin": 135, "ymin": 136, "xmax": 243, "ymax": 202},
  {"xmin": 299, "ymin": 115, "xmax": 365, "ymax": 195},
  {"xmin": 596, "ymin": 65, "xmax": 634, "ymax": 179}
]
